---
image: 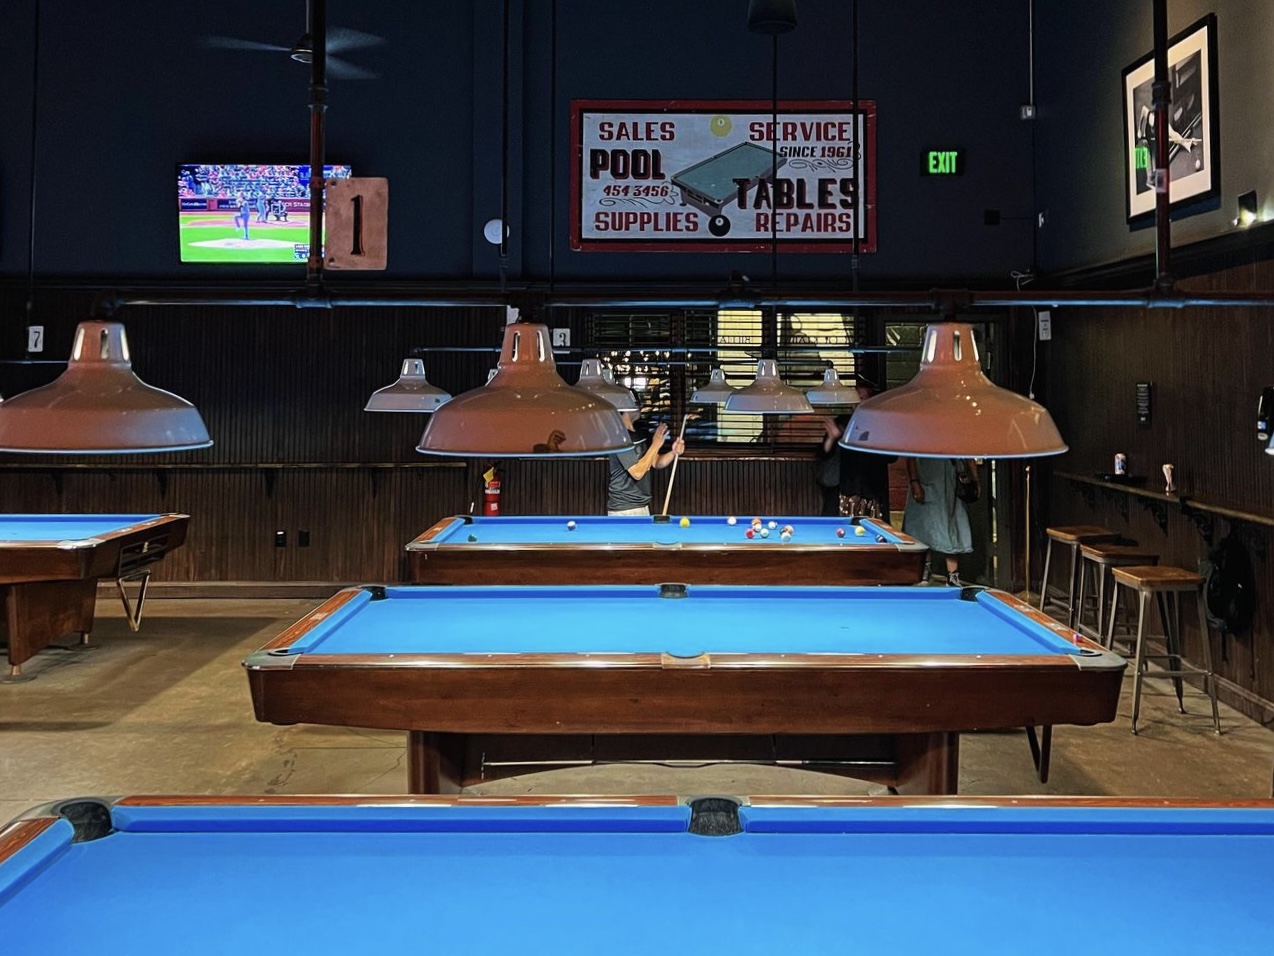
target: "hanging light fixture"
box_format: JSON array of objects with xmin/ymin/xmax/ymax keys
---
[
  {"xmin": 691, "ymin": 367, "xmax": 737, "ymax": 404},
  {"xmin": 724, "ymin": 359, "xmax": 814, "ymax": 414},
  {"xmin": 575, "ymin": 358, "xmax": 638, "ymax": 412},
  {"xmin": 0, "ymin": 320, "xmax": 212, "ymax": 454},
  {"xmin": 806, "ymin": 366, "xmax": 861, "ymax": 406},
  {"xmin": 416, "ymin": 318, "xmax": 632, "ymax": 457},
  {"xmin": 364, "ymin": 358, "xmax": 451, "ymax": 412},
  {"xmin": 840, "ymin": 322, "xmax": 1067, "ymax": 458}
]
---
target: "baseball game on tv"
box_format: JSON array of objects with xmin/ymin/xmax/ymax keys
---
[{"xmin": 177, "ymin": 163, "xmax": 352, "ymax": 263}]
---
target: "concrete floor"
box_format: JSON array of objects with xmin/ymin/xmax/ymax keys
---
[{"xmin": 3, "ymin": 596, "xmax": 1272, "ymax": 826}]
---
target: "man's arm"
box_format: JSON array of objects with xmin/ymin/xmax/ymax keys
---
[
  {"xmin": 653, "ymin": 436, "xmax": 685, "ymax": 470},
  {"xmin": 626, "ymin": 424, "xmax": 670, "ymax": 481}
]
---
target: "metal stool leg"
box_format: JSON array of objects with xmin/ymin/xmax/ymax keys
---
[
  {"xmin": 1131, "ymin": 589, "xmax": 1151, "ymax": 735},
  {"xmin": 1094, "ymin": 564, "xmax": 1109, "ymax": 644},
  {"xmin": 1195, "ymin": 587, "xmax": 1221, "ymax": 734},
  {"xmin": 1158, "ymin": 591, "xmax": 1186, "ymax": 712},
  {"xmin": 1105, "ymin": 580, "xmax": 1121, "ymax": 650},
  {"xmin": 1066, "ymin": 544, "xmax": 1081, "ymax": 628}
]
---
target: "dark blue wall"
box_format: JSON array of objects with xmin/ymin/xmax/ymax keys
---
[
  {"xmin": 0, "ymin": 0, "xmax": 1035, "ymax": 284},
  {"xmin": 1034, "ymin": 0, "xmax": 1274, "ymax": 274}
]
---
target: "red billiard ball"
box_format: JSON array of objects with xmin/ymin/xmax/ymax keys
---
[
  {"xmin": 745, "ymin": 528, "xmax": 755, "ymax": 539},
  {"xmin": 836, "ymin": 527, "xmax": 846, "ymax": 538}
]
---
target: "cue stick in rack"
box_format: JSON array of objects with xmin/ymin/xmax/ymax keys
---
[{"xmin": 660, "ymin": 413, "xmax": 698, "ymax": 516}]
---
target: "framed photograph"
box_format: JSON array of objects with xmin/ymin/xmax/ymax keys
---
[{"xmin": 1122, "ymin": 14, "xmax": 1219, "ymax": 223}]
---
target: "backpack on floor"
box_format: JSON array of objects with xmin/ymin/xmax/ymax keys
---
[{"xmin": 1202, "ymin": 533, "xmax": 1256, "ymax": 636}]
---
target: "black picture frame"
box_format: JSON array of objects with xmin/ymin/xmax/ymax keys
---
[{"xmin": 1122, "ymin": 13, "xmax": 1219, "ymax": 223}]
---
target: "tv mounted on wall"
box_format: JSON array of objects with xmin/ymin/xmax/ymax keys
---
[{"xmin": 177, "ymin": 163, "xmax": 352, "ymax": 263}]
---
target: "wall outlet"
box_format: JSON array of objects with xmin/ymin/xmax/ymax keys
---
[
  {"xmin": 274, "ymin": 531, "xmax": 287, "ymax": 547},
  {"xmin": 1038, "ymin": 310, "xmax": 1052, "ymax": 341}
]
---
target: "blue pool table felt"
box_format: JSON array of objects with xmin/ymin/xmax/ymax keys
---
[
  {"xmin": 281, "ymin": 585, "xmax": 1088, "ymax": 660},
  {"xmin": 1, "ymin": 802, "xmax": 1270, "ymax": 955},
  {"xmin": 0, "ymin": 514, "xmax": 166, "ymax": 543}
]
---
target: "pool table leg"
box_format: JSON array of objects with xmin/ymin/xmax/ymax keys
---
[
  {"xmin": 406, "ymin": 731, "xmax": 467, "ymax": 794},
  {"xmin": 2, "ymin": 580, "xmax": 98, "ymax": 678},
  {"xmin": 892, "ymin": 732, "xmax": 960, "ymax": 795}
]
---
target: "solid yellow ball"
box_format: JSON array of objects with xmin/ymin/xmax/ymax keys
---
[{"xmin": 679, "ymin": 517, "xmax": 691, "ymax": 528}]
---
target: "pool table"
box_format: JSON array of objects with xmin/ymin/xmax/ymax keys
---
[
  {"xmin": 0, "ymin": 513, "xmax": 189, "ymax": 677},
  {"xmin": 244, "ymin": 583, "xmax": 1126, "ymax": 795},
  {"xmin": 3, "ymin": 794, "xmax": 1272, "ymax": 954},
  {"xmin": 406, "ymin": 514, "xmax": 928, "ymax": 585}
]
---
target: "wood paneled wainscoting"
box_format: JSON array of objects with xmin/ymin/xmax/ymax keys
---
[{"xmin": 0, "ymin": 456, "xmax": 826, "ymax": 589}]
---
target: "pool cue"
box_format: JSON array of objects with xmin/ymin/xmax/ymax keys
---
[{"xmin": 660, "ymin": 413, "xmax": 697, "ymax": 516}]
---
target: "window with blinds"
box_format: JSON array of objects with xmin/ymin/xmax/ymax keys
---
[{"xmin": 585, "ymin": 309, "xmax": 863, "ymax": 449}]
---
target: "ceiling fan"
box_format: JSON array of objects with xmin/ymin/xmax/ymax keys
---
[{"xmin": 202, "ymin": 23, "xmax": 384, "ymax": 80}]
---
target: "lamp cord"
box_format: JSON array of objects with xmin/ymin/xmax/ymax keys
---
[{"xmin": 25, "ymin": 0, "xmax": 42, "ymax": 357}]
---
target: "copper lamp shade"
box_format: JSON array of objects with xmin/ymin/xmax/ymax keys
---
[
  {"xmin": 724, "ymin": 359, "xmax": 814, "ymax": 414},
  {"xmin": 416, "ymin": 322, "xmax": 632, "ymax": 457},
  {"xmin": 364, "ymin": 359, "xmax": 451, "ymax": 412},
  {"xmin": 840, "ymin": 323, "xmax": 1068, "ymax": 458},
  {"xmin": 576, "ymin": 358, "xmax": 639, "ymax": 412},
  {"xmin": 0, "ymin": 321, "xmax": 212, "ymax": 454},
  {"xmin": 806, "ymin": 367, "xmax": 861, "ymax": 406},
  {"xmin": 691, "ymin": 367, "xmax": 737, "ymax": 404}
]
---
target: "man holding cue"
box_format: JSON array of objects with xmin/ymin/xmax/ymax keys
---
[{"xmin": 606, "ymin": 409, "xmax": 685, "ymax": 516}]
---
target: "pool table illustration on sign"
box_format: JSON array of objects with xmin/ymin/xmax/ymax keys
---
[
  {"xmin": 3, "ymin": 794, "xmax": 1273, "ymax": 955},
  {"xmin": 0, "ymin": 514, "xmax": 190, "ymax": 677},
  {"xmin": 244, "ymin": 583, "xmax": 1126, "ymax": 795},
  {"xmin": 406, "ymin": 514, "xmax": 928, "ymax": 585}
]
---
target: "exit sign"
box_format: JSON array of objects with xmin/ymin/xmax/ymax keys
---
[{"xmin": 920, "ymin": 149, "xmax": 965, "ymax": 176}]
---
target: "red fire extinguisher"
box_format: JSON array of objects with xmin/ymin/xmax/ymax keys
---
[{"xmin": 482, "ymin": 466, "xmax": 501, "ymax": 516}]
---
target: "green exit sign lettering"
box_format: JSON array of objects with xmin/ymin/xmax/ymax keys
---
[{"xmin": 920, "ymin": 149, "xmax": 965, "ymax": 176}]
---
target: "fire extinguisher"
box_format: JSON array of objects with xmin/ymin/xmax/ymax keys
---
[{"xmin": 482, "ymin": 466, "xmax": 501, "ymax": 516}]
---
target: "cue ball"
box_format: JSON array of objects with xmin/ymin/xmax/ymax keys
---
[
  {"xmin": 746, "ymin": 528, "xmax": 755, "ymax": 539},
  {"xmin": 680, "ymin": 517, "xmax": 691, "ymax": 527},
  {"xmin": 767, "ymin": 520, "xmax": 777, "ymax": 530},
  {"xmin": 836, "ymin": 528, "xmax": 846, "ymax": 538},
  {"xmin": 759, "ymin": 528, "xmax": 770, "ymax": 538},
  {"xmin": 726, "ymin": 516, "xmax": 737, "ymax": 525},
  {"xmin": 566, "ymin": 520, "xmax": 577, "ymax": 530},
  {"xmin": 854, "ymin": 526, "xmax": 866, "ymax": 536},
  {"xmin": 780, "ymin": 531, "xmax": 791, "ymax": 542}
]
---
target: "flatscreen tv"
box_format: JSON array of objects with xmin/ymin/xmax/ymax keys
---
[{"xmin": 177, "ymin": 163, "xmax": 352, "ymax": 263}]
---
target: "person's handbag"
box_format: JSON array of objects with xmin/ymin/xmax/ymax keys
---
[{"xmin": 953, "ymin": 459, "xmax": 980, "ymax": 504}]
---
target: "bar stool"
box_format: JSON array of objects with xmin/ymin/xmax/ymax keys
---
[
  {"xmin": 1039, "ymin": 526, "xmax": 1119, "ymax": 627},
  {"xmin": 1107, "ymin": 565, "xmax": 1221, "ymax": 736},
  {"xmin": 1074, "ymin": 542, "xmax": 1159, "ymax": 644}
]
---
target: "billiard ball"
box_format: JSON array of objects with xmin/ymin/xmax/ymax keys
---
[
  {"xmin": 836, "ymin": 528, "xmax": 846, "ymax": 538},
  {"xmin": 746, "ymin": 528, "xmax": 755, "ymax": 539},
  {"xmin": 780, "ymin": 530, "xmax": 792, "ymax": 542},
  {"xmin": 781, "ymin": 524, "xmax": 793, "ymax": 535},
  {"xmin": 566, "ymin": 520, "xmax": 577, "ymax": 531},
  {"xmin": 680, "ymin": 517, "xmax": 691, "ymax": 528},
  {"xmin": 467, "ymin": 534, "xmax": 478, "ymax": 542},
  {"xmin": 759, "ymin": 528, "xmax": 770, "ymax": 538},
  {"xmin": 767, "ymin": 520, "xmax": 777, "ymax": 530},
  {"xmin": 751, "ymin": 517, "xmax": 762, "ymax": 527},
  {"xmin": 726, "ymin": 516, "xmax": 737, "ymax": 525},
  {"xmin": 854, "ymin": 526, "xmax": 866, "ymax": 536},
  {"xmin": 707, "ymin": 214, "xmax": 731, "ymax": 237}
]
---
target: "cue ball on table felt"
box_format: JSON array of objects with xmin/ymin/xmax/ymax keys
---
[
  {"xmin": 680, "ymin": 517, "xmax": 691, "ymax": 527},
  {"xmin": 767, "ymin": 520, "xmax": 777, "ymax": 530},
  {"xmin": 759, "ymin": 528, "xmax": 769, "ymax": 538},
  {"xmin": 726, "ymin": 516, "xmax": 737, "ymax": 525},
  {"xmin": 566, "ymin": 520, "xmax": 577, "ymax": 531},
  {"xmin": 780, "ymin": 531, "xmax": 791, "ymax": 542}
]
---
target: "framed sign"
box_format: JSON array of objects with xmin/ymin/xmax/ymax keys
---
[
  {"xmin": 1121, "ymin": 14, "xmax": 1219, "ymax": 223},
  {"xmin": 570, "ymin": 99, "xmax": 876, "ymax": 253}
]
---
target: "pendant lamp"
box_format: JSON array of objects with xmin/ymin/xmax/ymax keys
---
[
  {"xmin": 691, "ymin": 367, "xmax": 737, "ymax": 404},
  {"xmin": 840, "ymin": 323, "xmax": 1067, "ymax": 458},
  {"xmin": 724, "ymin": 359, "xmax": 814, "ymax": 414},
  {"xmin": 416, "ymin": 320, "xmax": 632, "ymax": 457},
  {"xmin": 806, "ymin": 367, "xmax": 861, "ymax": 406},
  {"xmin": 576, "ymin": 358, "xmax": 639, "ymax": 412},
  {"xmin": 364, "ymin": 358, "xmax": 451, "ymax": 412},
  {"xmin": 0, "ymin": 320, "xmax": 212, "ymax": 454}
]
